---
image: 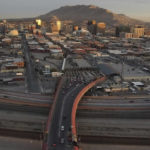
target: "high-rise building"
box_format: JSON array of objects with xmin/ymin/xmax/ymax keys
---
[
  {"xmin": 97, "ymin": 22, "xmax": 106, "ymax": 35},
  {"xmin": 132, "ymin": 25, "xmax": 145, "ymax": 38},
  {"xmin": 116, "ymin": 25, "xmax": 130, "ymax": 37},
  {"xmin": 0, "ymin": 20, "xmax": 7, "ymax": 35},
  {"xmin": 49, "ymin": 16, "xmax": 61, "ymax": 33},
  {"xmin": 60, "ymin": 20, "xmax": 73, "ymax": 33},
  {"xmin": 87, "ymin": 20, "xmax": 97, "ymax": 35},
  {"xmin": 120, "ymin": 32, "xmax": 133, "ymax": 39},
  {"xmin": 35, "ymin": 19, "xmax": 42, "ymax": 29},
  {"xmin": 73, "ymin": 26, "xmax": 79, "ymax": 31}
]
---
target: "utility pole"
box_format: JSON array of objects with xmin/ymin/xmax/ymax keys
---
[{"xmin": 121, "ymin": 56, "xmax": 124, "ymax": 93}]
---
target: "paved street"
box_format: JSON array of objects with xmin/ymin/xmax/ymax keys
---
[
  {"xmin": 22, "ymin": 35, "xmax": 40, "ymax": 93},
  {"xmin": 46, "ymin": 69, "xmax": 104, "ymax": 150}
]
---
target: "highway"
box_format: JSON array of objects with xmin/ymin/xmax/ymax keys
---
[
  {"xmin": 46, "ymin": 78, "xmax": 85, "ymax": 150},
  {"xmin": 44, "ymin": 69, "xmax": 105, "ymax": 150},
  {"xmin": 0, "ymin": 110, "xmax": 150, "ymax": 145},
  {"xmin": 0, "ymin": 97, "xmax": 150, "ymax": 119},
  {"xmin": 0, "ymin": 107, "xmax": 150, "ymax": 142},
  {"xmin": 0, "ymin": 91, "xmax": 150, "ymax": 149},
  {"xmin": 77, "ymin": 118, "xmax": 150, "ymax": 138},
  {"xmin": 0, "ymin": 89, "xmax": 52, "ymax": 104},
  {"xmin": 1, "ymin": 89, "xmax": 150, "ymax": 113},
  {"xmin": 1, "ymin": 88, "xmax": 150, "ymax": 106},
  {"xmin": 1, "ymin": 79, "xmax": 150, "ymax": 150}
]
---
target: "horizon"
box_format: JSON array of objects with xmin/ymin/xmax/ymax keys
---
[{"xmin": 0, "ymin": 0, "xmax": 150, "ymax": 22}]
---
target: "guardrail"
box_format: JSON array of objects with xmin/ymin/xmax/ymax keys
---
[{"xmin": 71, "ymin": 76, "xmax": 107, "ymax": 150}]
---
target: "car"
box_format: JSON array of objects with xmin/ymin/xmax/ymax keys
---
[
  {"xmin": 52, "ymin": 144, "xmax": 56, "ymax": 147},
  {"xmin": 61, "ymin": 125, "xmax": 64, "ymax": 131},
  {"xmin": 60, "ymin": 138, "xmax": 65, "ymax": 144},
  {"xmin": 3, "ymin": 95, "xmax": 8, "ymax": 98},
  {"xmin": 129, "ymin": 100, "xmax": 134, "ymax": 103},
  {"xmin": 75, "ymin": 84, "xmax": 79, "ymax": 87},
  {"xmin": 63, "ymin": 116, "xmax": 66, "ymax": 120}
]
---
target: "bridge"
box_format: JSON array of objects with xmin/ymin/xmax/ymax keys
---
[
  {"xmin": 1, "ymin": 85, "xmax": 150, "ymax": 148},
  {"xmin": 42, "ymin": 69, "xmax": 108, "ymax": 150}
]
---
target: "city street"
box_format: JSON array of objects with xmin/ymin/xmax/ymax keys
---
[{"xmin": 22, "ymin": 35, "xmax": 41, "ymax": 93}]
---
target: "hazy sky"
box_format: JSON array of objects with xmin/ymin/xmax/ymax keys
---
[{"xmin": 0, "ymin": 0, "xmax": 150, "ymax": 21}]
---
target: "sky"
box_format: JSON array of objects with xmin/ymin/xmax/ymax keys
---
[{"xmin": 0, "ymin": 0, "xmax": 150, "ymax": 22}]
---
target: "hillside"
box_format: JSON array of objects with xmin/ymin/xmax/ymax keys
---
[{"xmin": 39, "ymin": 5, "xmax": 145, "ymax": 26}]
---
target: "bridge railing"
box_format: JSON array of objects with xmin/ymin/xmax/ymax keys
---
[
  {"xmin": 42, "ymin": 77, "xmax": 64, "ymax": 150},
  {"xmin": 71, "ymin": 76, "xmax": 107, "ymax": 150}
]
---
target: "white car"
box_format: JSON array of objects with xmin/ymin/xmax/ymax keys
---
[
  {"xmin": 61, "ymin": 125, "xmax": 64, "ymax": 131},
  {"xmin": 60, "ymin": 138, "xmax": 65, "ymax": 144}
]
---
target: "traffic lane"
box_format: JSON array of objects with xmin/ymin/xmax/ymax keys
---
[
  {"xmin": 78, "ymin": 110, "xmax": 150, "ymax": 119},
  {"xmin": 47, "ymin": 82, "xmax": 77, "ymax": 149},
  {"xmin": 0, "ymin": 89, "xmax": 51, "ymax": 99},
  {"xmin": 48, "ymin": 93, "xmax": 64, "ymax": 147},
  {"xmin": 24, "ymin": 44, "xmax": 35, "ymax": 91},
  {"xmin": 0, "ymin": 95, "xmax": 52, "ymax": 104},
  {"xmin": 56, "ymin": 85, "xmax": 85, "ymax": 150},
  {"xmin": 0, "ymin": 90, "xmax": 52, "ymax": 103},
  {"xmin": 80, "ymin": 103, "xmax": 150, "ymax": 107},
  {"xmin": 23, "ymin": 36, "xmax": 40, "ymax": 93},
  {"xmin": 59, "ymin": 84, "xmax": 86, "ymax": 148},
  {"xmin": 58, "ymin": 85, "xmax": 81, "ymax": 137},
  {"xmin": 48, "ymin": 82, "xmax": 87, "ymax": 150},
  {"xmin": 83, "ymin": 95, "xmax": 150, "ymax": 100},
  {"xmin": 47, "ymin": 75, "xmax": 104, "ymax": 149},
  {"xmin": 82, "ymin": 97, "xmax": 150, "ymax": 104},
  {"xmin": 47, "ymin": 78, "xmax": 67, "ymax": 145},
  {"xmin": 51, "ymin": 86, "xmax": 81, "ymax": 149},
  {"xmin": 63, "ymin": 84, "xmax": 86, "ymax": 123}
]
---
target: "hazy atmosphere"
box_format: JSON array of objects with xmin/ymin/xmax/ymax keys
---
[
  {"xmin": 0, "ymin": 0, "xmax": 150, "ymax": 21},
  {"xmin": 0, "ymin": 0, "xmax": 150, "ymax": 149}
]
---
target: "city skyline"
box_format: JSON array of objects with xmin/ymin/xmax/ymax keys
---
[{"xmin": 0, "ymin": 0, "xmax": 150, "ymax": 22}]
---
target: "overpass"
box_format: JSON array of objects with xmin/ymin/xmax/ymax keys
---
[
  {"xmin": 43, "ymin": 69, "xmax": 107, "ymax": 150},
  {"xmin": 1, "ymin": 87, "xmax": 150, "ymax": 147},
  {"xmin": 71, "ymin": 76, "xmax": 107, "ymax": 150}
]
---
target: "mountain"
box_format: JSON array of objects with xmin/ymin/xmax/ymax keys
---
[{"xmin": 39, "ymin": 5, "xmax": 145, "ymax": 27}]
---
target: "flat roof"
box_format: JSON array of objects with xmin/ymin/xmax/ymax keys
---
[
  {"xmin": 109, "ymin": 62, "xmax": 150, "ymax": 79},
  {"xmin": 98, "ymin": 63, "xmax": 120, "ymax": 76}
]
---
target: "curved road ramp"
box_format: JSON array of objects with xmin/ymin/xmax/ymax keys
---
[{"xmin": 42, "ymin": 69, "xmax": 108, "ymax": 150}]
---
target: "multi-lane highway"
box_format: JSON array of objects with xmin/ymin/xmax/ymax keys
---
[
  {"xmin": 43, "ymin": 69, "xmax": 106, "ymax": 150},
  {"xmin": 1, "ymin": 85, "xmax": 150, "ymax": 150},
  {"xmin": 1, "ymin": 89, "xmax": 150, "ymax": 113},
  {"xmin": 46, "ymin": 78, "xmax": 85, "ymax": 150},
  {"xmin": 0, "ymin": 89, "xmax": 52, "ymax": 104},
  {"xmin": 1, "ymin": 76, "xmax": 150, "ymax": 150}
]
